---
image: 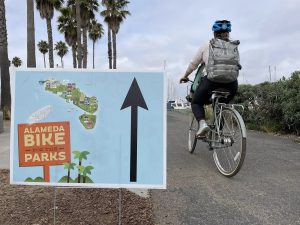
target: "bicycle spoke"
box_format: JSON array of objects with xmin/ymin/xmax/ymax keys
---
[{"xmin": 223, "ymin": 147, "xmax": 233, "ymax": 172}]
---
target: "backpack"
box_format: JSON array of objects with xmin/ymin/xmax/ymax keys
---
[
  {"xmin": 191, "ymin": 64, "xmax": 204, "ymax": 93},
  {"xmin": 206, "ymin": 38, "xmax": 241, "ymax": 83},
  {"xmin": 186, "ymin": 64, "xmax": 204, "ymax": 103}
]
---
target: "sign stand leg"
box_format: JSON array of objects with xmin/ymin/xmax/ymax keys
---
[
  {"xmin": 44, "ymin": 165, "xmax": 50, "ymax": 182},
  {"xmin": 118, "ymin": 188, "xmax": 122, "ymax": 225},
  {"xmin": 53, "ymin": 187, "xmax": 58, "ymax": 225}
]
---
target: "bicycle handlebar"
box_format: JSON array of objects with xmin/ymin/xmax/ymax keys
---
[{"xmin": 180, "ymin": 78, "xmax": 194, "ymax": 84}]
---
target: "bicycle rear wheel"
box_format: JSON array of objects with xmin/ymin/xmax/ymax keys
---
[
  {"xmin": 188, "ymin": 115, "xmax": 199, "ymax": 153},
  {"xmin": 212, "ymin": 108, "xmax": 246, "ymax": 177}
]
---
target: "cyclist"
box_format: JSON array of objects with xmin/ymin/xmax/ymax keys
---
[{"xmin": 180, "ymin": 20, "xmax": 240, "ymax": 137}]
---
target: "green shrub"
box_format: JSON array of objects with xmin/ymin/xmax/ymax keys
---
[{"xmin": 233, "ymin": 71, "xmax": 300, "ymax": 135}]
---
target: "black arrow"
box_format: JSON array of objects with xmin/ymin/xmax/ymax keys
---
[{"xmin": 121, "ymin": 78, "xmax": 148, "ymax": 182}]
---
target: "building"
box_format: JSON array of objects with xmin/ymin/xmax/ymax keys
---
[
  {"xmin": 79, "ymin": 93, "xmax": 85, "ymax": 104},
  {"xmin": 90, "ymin": 96, "xmax": 98, "ymax": 105}
]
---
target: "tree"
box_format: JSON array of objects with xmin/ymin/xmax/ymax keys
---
[
  {"xmin": 77, "ymin": 165, "xmax": 94, "ymax": 183},
  {"xmin": 36, "ymin": 0, "xmax": 63, "ymax": 68},
  {"xmin": 63, "ymin": 162, "xmax": 76, "ymax": 183},
  {"xmin": 89, "ymin": 20, "xmax": 104, "ymax": 69},
  {"xmin": 67, "ymin": 0, "xmax": 99, "ymax": 68},
  {"xmin": 55, "ymin": 41, "xmax": 68, "ymax": 68},
  {"xmin": 75, "ymin": 0, "xmax": 83, "ymax": 68},
  {"xmin": 58, "ymin": 6, "xmax": 77, "ymax": 68},
  {"xmin": 12, "ymin": 57, "xmax": 22, "ymax": 67},
  {"xmin": 73, "ymin": 150, "xmax": 90, "ymax": 183},
  {"xmin": 80, "ymin": 0, "xmax": 99, "ymax": 69},
  {"xmin": 101, "ymin": 0, "xmax": 112, "ymax": 69},
  {"xmin": 27, "ymin": 0, "xmax": 36, "ymax": 67},
  {"xmin": 37, "ymin": 40, "xmax": 49, "ymax": 68},
  {"xmin": 0, "ymin": 0, "xmax": 11, "ymax": 112},
  {"xmin": 101, "ymin": 0, "xmax": 130, "ymax": 69}
]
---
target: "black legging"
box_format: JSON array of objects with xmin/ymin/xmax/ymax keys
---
[{"xmin": 191, "ymin": 76, "xmax": 238, "ymax": 121}]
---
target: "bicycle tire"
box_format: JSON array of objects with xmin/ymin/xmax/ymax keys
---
[
  {"xmin": 188, "ymin": 115, "xmax": 199, "ymax": 154},
  {"xmin": 212, "ymin": 108, "xmax": 246, "ymax": 177}
]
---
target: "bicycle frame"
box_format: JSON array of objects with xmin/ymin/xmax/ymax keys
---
[{"xmin": 205, "ymin": 94, "xmax": 245, "ymax": 147}]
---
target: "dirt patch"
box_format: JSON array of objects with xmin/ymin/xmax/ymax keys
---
[{"xmin": 0, "ymin": 170, "xmax": 154, "ymax": 225}]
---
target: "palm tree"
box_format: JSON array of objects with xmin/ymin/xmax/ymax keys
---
[
  {"xmin": 0, "ymin": 0, "xmax": 11, "ymax": 111},
  {"xmin": 101, "ymin": 0, "xmax": 112, "ymax": 69},
  {"xmin": 27, "ymin": 0, "xmax": 36, "ymax": 67},
  {"xmin": 73, "ymin": 150, "xmax": 90, "ymax": 183},
  {"xmin": 55, "ymin": 41, "xmax": 68, "ymax": 68},
  {"xmin": 36, "ymin": 0, "xmax": 64, "ymax": 68},
  {"xmin": 101, "ymin": 0, "xmax": 130, "ymax": 69},
  {"xmin": 77, "ymin": 165, "xmax": 94, "ymax": 183},
  {"xmin": 67, "ymin": 0, "xmax": 99, "ymax": 68},
  {"xmin": 12, "ymin": 57, "xmax": 22, "ymax": 67},
  {"xmin": 37, "ymin": 40, "xmax": 49, "ymax": 68},
  {"xmin": 58, "ymin": 6, "xmax": 77, "ymax": 68},
  {"xmin": 63, "ymin": 162, "xmax": 76, "ymax": 183},
  {"xmin": 89, "ymin": 20, "xmax": 104, "ymax": 69},
  {"xmin": 75, "ymin": 0, "xmax": 82, "ymax": 68}
]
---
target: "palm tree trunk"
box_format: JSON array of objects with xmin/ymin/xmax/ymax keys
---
[
  {"xmin": 76, "ymin": 0, "xmax": 82, "ymax": 68},
  {"xmin": 0, "ymin": 0, "xmax": 11, "ymax": 110},
  {"xmin": 83, "ymin": 176, "xmax": 86, "ymax": 183},
  {"xmin": 107, "ymin": 26, "xmax": 112, "ymax": 69},
  {"xmin": 67, "ymin": 169, "xmax": 70, "ymax": 183},
  {"xmin": 46, "ymin": 18, "xmax": 54, "ymax": 68},
  {"xmin": 43, "ymin": 54, "xmax": 46, "ymax": 68},
  {"xmin": 82, "ymin": 27, "xmax": 88, "ymax": 68},
  {"xmin": 93, "ymin": 41, "xmax": 95, "ymax": 69},
  {"xmin": 77, "ymin": 160, "xmax": 81, "ymax": 183},
  {"xmin": 61, "ymin": 57, "xmax": 63, "ymax": 68},
  {"xmin": 72, "ymin": 45, "xmax": 77, "ymax": 68},
  {"xmin": 27, "ymin": 0, "xmax": 36, "ymax": 67},
  {"xmin": 112, "ymin": 31, "xmax": 117, "ymax": 69}
]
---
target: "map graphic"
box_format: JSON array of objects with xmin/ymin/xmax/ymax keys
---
[{"xmin": 41, "ymin": 78, "xmax": 98, "ymax": 129}]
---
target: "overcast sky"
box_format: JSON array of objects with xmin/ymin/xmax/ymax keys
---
[{"xmin": 5, "ymin": 0, "xmax": 300, "ymax": 98}]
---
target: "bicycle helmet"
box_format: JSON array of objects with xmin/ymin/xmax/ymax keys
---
[{"xmin": 212, "ymin": 20, "xmax": 231, "ymax": 32}]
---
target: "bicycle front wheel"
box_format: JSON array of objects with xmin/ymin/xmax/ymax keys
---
[
  {"xmin": 212, "ymin": 108, "xmax": 246, "ymax": 177},
  {"xmin": 188, "ymin": 115, "xmax": 199, "ymax": 154}
]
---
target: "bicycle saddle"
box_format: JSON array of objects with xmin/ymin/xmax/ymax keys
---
[{"xmin": 211, "ymin": 88, "xmax": 230, "ymax": 99}]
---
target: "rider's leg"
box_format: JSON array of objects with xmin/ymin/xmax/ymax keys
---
[
  {"xmin": 191, "ymin": 76, "xmax": 214, "ymax": 136},
  {"xmin": 215, "ymin": 80, "xmax": 238, "ymax": 131}
]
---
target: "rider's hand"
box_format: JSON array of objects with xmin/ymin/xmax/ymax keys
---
[{"xmin": 180, "ymin": 76, "xmax": 189, "ymax": 83}]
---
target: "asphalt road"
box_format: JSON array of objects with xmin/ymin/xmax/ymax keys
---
[{"xmin": 152, "ymin": 111, "xmax": 300, "ymax": 225}]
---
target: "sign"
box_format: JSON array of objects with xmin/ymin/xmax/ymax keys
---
[
  {"xmin": 18, "ymin": 121, "xmax": 71, "ymax": 182},
  {"xmin": 10, "ymin": 69, "xmax": 166, "ymax": 189}
]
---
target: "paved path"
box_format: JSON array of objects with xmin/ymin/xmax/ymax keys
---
[
  {"xmin": 152, "ymin": 111, "xmax": 300, "ymax": 225},
  {"xmin": 0, "ymin": 120, "xmax": 10, "ymax": 169}
]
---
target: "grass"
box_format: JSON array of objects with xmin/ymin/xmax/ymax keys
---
[
  {"xmin": 58, "ymin": 175, "xmax": 94, "ymax": 183},
  {"xmin": 25, "ymin": 177, "xmax": 45, "ymax": 182}
]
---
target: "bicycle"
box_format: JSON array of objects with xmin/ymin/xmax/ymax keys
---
[{"xmin": 187, "ymin": 80, "xmax": 247, "ymax": 177}]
